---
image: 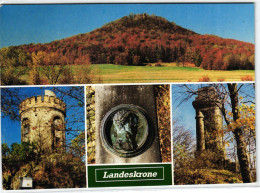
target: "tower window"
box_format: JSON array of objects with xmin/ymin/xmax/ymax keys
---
[
  {"xmin": 53, "ymin": 117, "xmax": 63, "ymax": 130},
  {"xmin": 22, "ymin": 118, "xmax": 30, "ymax": 142},
  {"xmin": 52, "ymin": 116, "xmax": 64, "ymax": 148}
]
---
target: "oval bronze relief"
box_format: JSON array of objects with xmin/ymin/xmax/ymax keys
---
[{"xmin": 100, "ymin": 104, "xmax": 154, "ymax": 158}]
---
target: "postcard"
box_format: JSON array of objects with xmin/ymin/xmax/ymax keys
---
[{"xmin": 0, "ymin": 2, "xmax": 257, "ymax": 191}]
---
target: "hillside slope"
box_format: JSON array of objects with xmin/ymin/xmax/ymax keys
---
[{"xmin": 3, "ymin": 13, "xmax": 255, "ymax": 70}]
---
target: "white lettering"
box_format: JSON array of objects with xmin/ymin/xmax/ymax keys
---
[
  {"xmin": 103, "ymin": 172, "xmax": 108, "ymax": 178},
  {"xmin": 119, "ymin": 171, "xmax": 124, "ymax": 178},
  {"xmin": 102, "ymin": 170, "xmax": 159, "ymax": 179}
]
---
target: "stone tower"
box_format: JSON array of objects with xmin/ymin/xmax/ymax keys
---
[
  {"xmin": 19, "ymin": 90, "xmax": 66, "ymax": 151},
  {"xmin": 192, "ymin": 87, "xmax": 224, "ymax": 159}
]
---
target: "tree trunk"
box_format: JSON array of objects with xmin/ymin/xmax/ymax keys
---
[{"xmin": 228, "ymin": 83, "xmax": 252, "ymax": 183}]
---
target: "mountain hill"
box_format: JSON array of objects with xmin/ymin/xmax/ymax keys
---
[
  {"xmin": 97, "ymin": 13, "xmax": 197, "ymax": 35},
  {"xmin": 3, "ymin": 13, "xmax": 255, "ymax": 70}
]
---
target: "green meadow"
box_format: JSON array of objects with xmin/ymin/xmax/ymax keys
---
[
  {"xmin": 90, "ymin": 64, "xmax": 255, "ymax": 83},
  {"xmin": 15, "ymin": 63, "xmax": 255, "ymax": 85}
]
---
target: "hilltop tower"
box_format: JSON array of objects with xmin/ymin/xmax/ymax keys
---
[
  {"xmin": 19, "ymin": 90, "xmax": 66, "ymax": 151},
  {"xmin": 192, "ymin": 87, "xmax": 225, "ymax": 160}
]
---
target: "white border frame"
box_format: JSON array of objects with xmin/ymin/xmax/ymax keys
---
[{"xmin": 0, "ymin": 0, "xmax": 259, "ymax": 192}]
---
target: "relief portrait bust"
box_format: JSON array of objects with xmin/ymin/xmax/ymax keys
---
[{"xmin": 100, "ymin": 104, "xmax": 154, "ymax": 158}]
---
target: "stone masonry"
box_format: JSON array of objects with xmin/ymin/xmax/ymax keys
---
[
  {"xmin": 19, "ymin": 90, "xmax": 66, "ymax": 151},
  {"xmin": 192, "ymin": 87, "xmax": 225, "ymax": 159}
]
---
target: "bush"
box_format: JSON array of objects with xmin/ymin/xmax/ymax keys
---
[
  {"xmin": 1, "ymin": 67, "xmax": 27, "ymax": 85},
  {"xmin": 2, "ymin": 142, "xmax": 86, "ymax": 189},
  {"xmin": 155, "ymin": 60, "xmax": 163, "ymax": 66},
  {"xmin": 174, "ymin": 169, "xmax": 242, "ymax": 185},
  {"xmin": 198, "ymin": 75, "xmax": 211, "ymax": 82},
  {"xmin": 32, "ymin": 153, "xmax": 85, "ymax": 189},
  {"xmin": 174, "ymin": 150, "xmax": 242, "ymax": 185},
  {"xmin": 241, "ymin": 75, "xmax": 253, "ymax": 81},
  {"xmin": 217, "ymin": 78, "xmax": 225, "ymax": 82}
]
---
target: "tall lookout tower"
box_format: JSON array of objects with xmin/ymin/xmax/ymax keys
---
[
  {"xmin": 192, "ymin": 87, "xmax": 225, "ymax": 160},
  {"xmin": 19, "ymin": 90, "xmax": 66, "ymax": 151}
]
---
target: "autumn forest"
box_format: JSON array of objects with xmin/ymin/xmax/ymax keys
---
[{"xmin": 0, "ymin": 13, "xmax": 255, "ymax": 85}]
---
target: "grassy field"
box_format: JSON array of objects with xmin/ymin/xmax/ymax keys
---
[
  {"xmin": 90, "ymin": 63, "xmax": 255, "ymax": 83},
  {"xmin": 14, "ymin": 63, "xmax": 254, "ymax": 85}
]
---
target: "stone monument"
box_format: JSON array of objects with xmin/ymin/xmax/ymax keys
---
[{"xmin": 95, "ymin": 85, "xmax": 162, "ymax": 164}]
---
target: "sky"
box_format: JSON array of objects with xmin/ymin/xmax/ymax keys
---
[
  {"xmin": 0, "ymin": 3, "xmax": 255, "ymax": 48},
  {"xmin": 1, "ymin": 86, "xmax": 85, "ymax": 147}
]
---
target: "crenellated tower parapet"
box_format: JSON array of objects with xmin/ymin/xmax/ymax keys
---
[{"xmin": 19, "ymin": 95, "xmax": 66, "ymax": 116}]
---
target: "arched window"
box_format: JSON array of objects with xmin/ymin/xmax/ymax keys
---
[
  {"xmin": 52, "ymin": 116, "xmax": 64, "ymax": 148},
  {"xmin": 53, "ymin": 116, "xmax": 63, "ymax": 130},
  {"xmin": 22, "ymin": 118, "xmax": 30, "ymax": 142}
]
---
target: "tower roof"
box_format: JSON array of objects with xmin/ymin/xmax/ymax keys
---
[{"xmin": 44, "ymin": 90, "xmax": 56, "ymax": 97}]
